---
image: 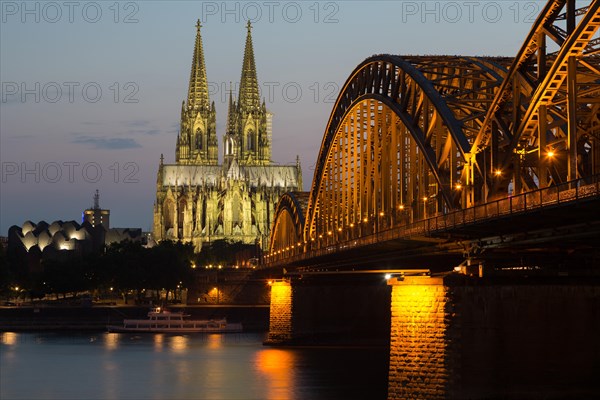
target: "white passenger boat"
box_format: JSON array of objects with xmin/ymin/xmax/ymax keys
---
[{"xmin": 107, "ymin": 307, "xmax": 243, "ymax": 333}]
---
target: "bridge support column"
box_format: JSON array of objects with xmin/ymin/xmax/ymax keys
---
[
  {"xmin": 387, "ymin": 276, "xmax": 459, "ymax": 400},
  {"xmin": 264, "ymin": 280, "xmax": 293, "ymax": 344},
  {"xmin": 387, "ymin": 275, "xmax": 600, "ymax": 399},
  {"xmin": 265, "ymin": 275, "xmax": 391, "ymax": 346}
]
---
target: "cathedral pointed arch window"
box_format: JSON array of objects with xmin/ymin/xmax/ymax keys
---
[
  {"xmin": 225, "ymin": 135, "xmax": 236, "ymax": 156},
  {"xmin": 246, "ymin": 129, "xmax": 255, "ymax": 151},
  {"xmin": 196, "ymin": 128, "xmax": 203, "ymax": 149},
  {"xmin": 164, "ymin": 200, "xmax": 175, "ymax": 237},
  {"xmin": 178, "ymin": 198, "xmax": 187, "ymax": 237}
]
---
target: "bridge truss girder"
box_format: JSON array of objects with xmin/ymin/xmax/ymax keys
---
[
  {"xmin": 267, "ymin": 0, "xmax": 600, "ymax": 262},
  {"xmin": 269, "ymin": 192, "xmax": 308, "ymax": 257},
  {"xmin": 304, "ymin": 56, "xmax": 510, "ymax": 247},
  {"xmin": 472, "ymin": 0, "xmax": 600, "ymax": 197}
]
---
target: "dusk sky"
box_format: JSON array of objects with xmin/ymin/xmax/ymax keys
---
[{"xmin": 1, "ymin": 1, "xmax": 543, "ymax": 233}]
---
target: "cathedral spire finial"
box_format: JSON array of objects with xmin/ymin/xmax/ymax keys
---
[
  {"xmin": 226, "ymin": 81, "xmax": 236, "ymax": 134},
  {"xmin": 187, "ymin": 19, "xmax": 209, "ymax": 109},
  {"xmin": 238, "ymin": 21, "xmax": 259, "ymax": 111}
]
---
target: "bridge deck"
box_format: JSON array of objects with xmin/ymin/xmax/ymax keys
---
[{"xmin": 265, "ymin": 177, "xmax": 600, "ymax": 271}]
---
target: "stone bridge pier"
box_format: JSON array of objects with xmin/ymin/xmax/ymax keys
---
[
  {"xmin": 266, "ymin": 273, "xmax": 600, "ymax": 399},
  {"xmin": 264, "ymin": 274, "xmax": 391, "ymax": 346},
  {"xmin": 388, "ymin": 275, "xmax": 600, "ymax": 399}
]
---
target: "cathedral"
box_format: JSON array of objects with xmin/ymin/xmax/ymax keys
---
[{"xmin": 153, "ymin": 21, "xmax": 303, "ymax": 252}]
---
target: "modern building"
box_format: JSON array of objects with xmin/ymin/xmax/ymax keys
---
[
  {"xmin": 7, "ymin": 192, "xmax": 143, "ymax": 258},
  {"xmin": 82, "ymin": 189, "xmax": 110, "ymax": 229},
  {"xmin": 153, "ymin": 21, "xmax": 302, "ymax": 251}
]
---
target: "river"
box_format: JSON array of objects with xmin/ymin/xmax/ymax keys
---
[{"xmin": 1, "ymin": 331, "xmax": 389, "ymax": 400}]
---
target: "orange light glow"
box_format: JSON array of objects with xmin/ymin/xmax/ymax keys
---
[
  {"xmin": 255, "ymin": 349, "xmax": 295, "ymax": 400},
  {"xmin": 169, "ymin": 336, "xmax": 188, "ymax": 354},
  {"xmin": 1, "ymin": 332, "xmax": 17, "ymax": 346},
  {"xmin": 206, "ymin": 333, "xmax": 223, "ymax": 350},
  {"xmin": 105, "ymin": 333, "xmax": 119, "ymax": 351}
]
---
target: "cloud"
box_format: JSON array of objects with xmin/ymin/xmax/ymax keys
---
[
  {"xmin": 126, "ymin": 128, "xmax": 161, "ymax": 136},
  {"xmin": 167, "ymin": 122, "xmax": 179, "ymax": 134},
  {"xmin": 72, "ymin": 136, "xmax": 142, "ymax": 150},
  {"xmin": 122, "ymin": 119, "xmax": 150, "ymax": 128},
  {"xmin": 5, "ymin": 134, "xmax": 35, "ymax": 140}
]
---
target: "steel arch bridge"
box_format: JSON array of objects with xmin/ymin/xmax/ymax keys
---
[{"xmin": 266, "ymin": 0, "xmax": 600, "ymax": 267}]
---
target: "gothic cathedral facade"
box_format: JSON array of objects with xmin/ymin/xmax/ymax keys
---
[{"xmin": 153, "ymin": 21, "xmax": 302, "ymax": 251}]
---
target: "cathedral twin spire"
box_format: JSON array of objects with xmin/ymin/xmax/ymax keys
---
[
  {"xmin": 177, "ymin": 20, "xmax": 270, "ymax": 167},
  {"xmin": 239, "ymin": 21, "xmax": 260, "ymax": 111},
  {"xmin": 187, "ymin": 20, "xmax": 210, "ymax": 110}
]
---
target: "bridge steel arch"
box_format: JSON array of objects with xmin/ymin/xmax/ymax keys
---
[
  {"xmin": 471, "ymin": 0, "xmax": 600, "ymax": 197},
  {"xmin": 302, "ymin": 55, "xmax": 511, "ymax": 248},
  {"xmin": 265, "ymin": 0, "xmax": 600, "ymax": 264},
  {"xmin": 269, "ymin": 192, "xmax": 309, "ymax": 258}
]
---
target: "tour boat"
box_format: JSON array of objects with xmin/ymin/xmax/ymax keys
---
[{"xmin": 107, "ymin": 307, "xmax": 243, "ymax": 333}]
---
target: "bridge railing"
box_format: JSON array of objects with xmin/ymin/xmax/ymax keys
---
[{"xmin": 264, "ymin": 175, "xmax": 600, "ymax": 266}]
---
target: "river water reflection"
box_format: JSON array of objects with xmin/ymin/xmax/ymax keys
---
[{"xmin": 1, "ymin": 332, "xmax": 389, "ymax": 400}]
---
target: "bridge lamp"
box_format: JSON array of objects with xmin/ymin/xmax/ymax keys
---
[
  {"xmin": 455, "ymin": 183, "xmax": 462, "ymax": 190},
  {"xmin": 337, "ymin": 227, "xmax": 342, "ymax": 232},
  {"xmin": 327, "ymin": 231, "xmax": 333, "ymax": 236},
  {"xmin": 384, "ymin": 273, "xmax": 392, "ymax": 280},
  {"xmin": 350, "ymin": 223, "xmax": 355, "ymax": 228},
  {"xmin": 398, "ymin": 205, "xmax": 405, "ymax": 210},
  {"xmin": 547, "ymin": 150, "xmax": 555, "ymax": 158},
  {"xmin": 363, "ymin": 217, "xmax": 368, "ymax": 223},
  {"xmin": 494, "ymin": 169, "xmax": 502, "ymax": 177},
  {"xmin": 379, "ymin": 211, "xmax": 384, "ymax": 217}
]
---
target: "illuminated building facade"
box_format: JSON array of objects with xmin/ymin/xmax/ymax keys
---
[{"xmin": 153, "ymin": 21, "xmax": 302, "ymax": 251}]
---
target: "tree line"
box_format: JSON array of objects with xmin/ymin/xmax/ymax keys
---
[{"xmin": 1, "ymin": 240, "xmax": 195, "ymax": 304}]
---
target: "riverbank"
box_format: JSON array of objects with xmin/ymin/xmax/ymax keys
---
[{"xmin": 0, "ymin": 305, "xmax": 270, "ymax": 332}]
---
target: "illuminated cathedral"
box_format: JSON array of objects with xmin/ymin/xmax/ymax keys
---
[{"xmin": 153, "ymin": 21, "xmax": 302, "ymax": 251}]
